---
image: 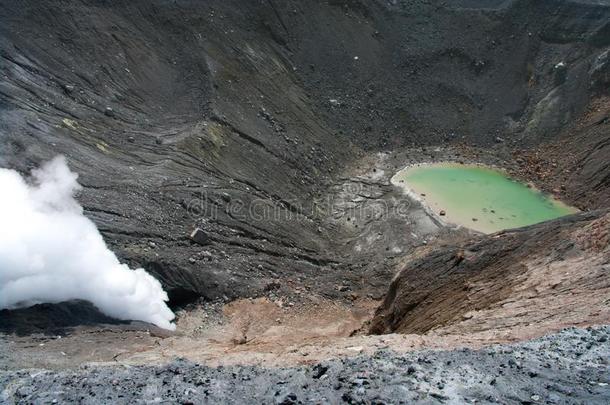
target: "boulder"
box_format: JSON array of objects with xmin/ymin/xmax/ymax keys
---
[{"xmin": 190, "ymin": 228, "xmax": 209, "ymax": 246}]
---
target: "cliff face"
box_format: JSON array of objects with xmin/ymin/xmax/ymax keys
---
[
  {"xmin": 0, "ymin": 0, "xmax": 608, "ymax": 308},
  {"xmin": 370, "ymin": 210, "xmax": 610, "ymax": 336}
]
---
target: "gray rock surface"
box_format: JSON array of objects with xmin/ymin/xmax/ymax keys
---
[{"xmin": 1, "ymin": 326, "xmax": 609, "ymax": 404}]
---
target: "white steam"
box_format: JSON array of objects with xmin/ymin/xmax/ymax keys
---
[{"xmin": 0, "ymin": 156, "xmax": 175, "ymax": 330}]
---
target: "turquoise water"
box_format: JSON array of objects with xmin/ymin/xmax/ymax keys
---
[{"xmin": 395, "ymin": 163, "xmax": 578, "ymax": 233}]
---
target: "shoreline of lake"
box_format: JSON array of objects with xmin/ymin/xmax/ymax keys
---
[{"xmin": 391, "ymin": 162, "xmax": 579, "ymax": 234}]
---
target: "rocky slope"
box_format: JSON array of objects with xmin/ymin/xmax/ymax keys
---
[
  {"xmin": 370, "ymin": 210, "xmax": 610, "ymax": 335},
  {"xmin": 1, "ymin": 0, "xmax": 608, "ymax": 308}
]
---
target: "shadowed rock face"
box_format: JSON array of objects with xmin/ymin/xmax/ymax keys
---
[
  {"xmin": 0, "ymin": 0, "xmax": 608, "ymax": 314},
  {"xmin": 0, "ymin": 301, "xmax": 127, "ymax": 336}
]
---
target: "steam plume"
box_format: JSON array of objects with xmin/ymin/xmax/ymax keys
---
[{"xmin": 0, "ymin": 156, "xmax": 176, "ymax": 330}]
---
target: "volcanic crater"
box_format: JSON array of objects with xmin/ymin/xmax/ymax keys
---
[{"xmin": 1, "ymin": 0, "xmax": 609, "ymax": 403}]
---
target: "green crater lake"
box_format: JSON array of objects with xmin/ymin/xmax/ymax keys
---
[{"xmin": 393, "ymin": 163, "xmax": 578, "ymax": 234}]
